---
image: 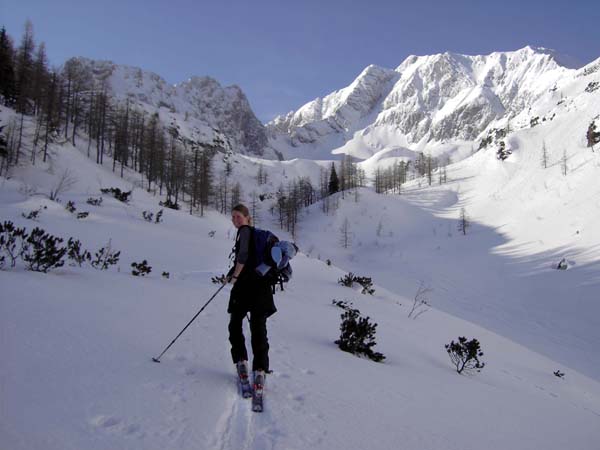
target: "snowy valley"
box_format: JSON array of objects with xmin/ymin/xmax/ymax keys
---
[{"xmin": 1, "ymin": 42, "xmax": 600, "ymax": 450}]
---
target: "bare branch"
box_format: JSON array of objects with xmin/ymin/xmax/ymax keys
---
[
  {"xmin": 49, "ymin": 167, "xmax": 78, "ymax": 200},
  {"xmin": 408, "ymin": 281, "xmax": 432, "ymax": 319}
]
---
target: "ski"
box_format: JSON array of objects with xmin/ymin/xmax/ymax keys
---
[
  {"xmin": 251, "ymin": 385, "xmax": 264, "ymax": 412},
  {"xmin": 252, "ymin": 371, "xmax": 266, "ymax": 413},
  {"xmin": 239, "ymin": 376, "xmax": 253, "ymax": 398},
  {"xmin": 236, "ymin": 362, "xmax": 253, "ymax": 399}
]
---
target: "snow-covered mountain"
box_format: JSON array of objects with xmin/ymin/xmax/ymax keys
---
[
  {"xmin": 72, "ymin": 47, "xmax": 595, "ymax": 166},
  {"xmin": 73, "ymin": 58, "xmax": 270, "ymax": 156},
  {"xmin": 2, "ymin": 44, "xmax": 600, "ymax": 450},
  {"xmin": 267, "ymin": 46, "xmax": 581, "ymax": 160}
]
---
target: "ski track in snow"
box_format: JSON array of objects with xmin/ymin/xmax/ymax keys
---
[
  {"xmin": 211, "ymin": 389, "xmax": 257, "ymax": 450},
  {"xmin": 206, "ymin": 339, "xmax": 329, "ymax": 450},
  {"xmin": 209, "ymin": 379, "xmax": 288, "ymax": 450}
]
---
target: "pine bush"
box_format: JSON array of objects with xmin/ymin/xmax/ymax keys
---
[
  {"xmin": 445, "ymin": 337, "xmax": 485, "ymax": 374},
  {"xmin": 335, "ymin": 306, "xmax": 385, "ymax": 362},
  {"xmin": 159, "ymin": 199, "xmax": 180, "ymax": 210},
  {"xmin": 86, "ymin": 197, "xmax": 103, "ymax": 206},
  {"xmin": 354, "ymin": 276, "xmax": 375, "ymax": 295},
  {"xmin": 142, "ymin": 210, "xmax": 163, "ymax": 223},
  {"xmin": 100, "ymin": 187, "xmax": 131, "ymax": 203},
  {"xmin": 65, "ymin": 201, "xmax": 76, "ymax": 213},
  {"xmin": 0, "ymin": 221, "xmax": 28, "ymax": 268},
  {"xmin": 131, "ymin": 260, "xmax": 152, "ymax": 276},
  {"xmin": 338, "ymin": 272, "xmax": 354, "ymax": 287},
  {"xmin": 67, "ymin": 238, "xmax": 91, "ymax": 267},
  {"xmin": 91, "ymin": 241, "xmax": 120, "ymax": 270},
  {"xmin": 332, "ymin": 299, "xmax": 353, "ymax": 310},
  {"xmin": 21, "ymin": 206, "xmax": 47, "ymax": 221},
  {"xmin": 338, "ymin": 272, "xmax": 375, "ymax": 295},
  {"xmin": 22, "ymin": 227, "xmax": 67, "ymax": 272},
  {"xmin": 496, "ymin": 141, "xmax": 512, "ymax": 160}
]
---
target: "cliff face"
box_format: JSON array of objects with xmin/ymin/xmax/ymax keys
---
[
  {"xmin": 72, "ymin": 58, "xmax": 268, "ymax": 155},
  {"xmin": 267, "ymin": 47, "xmax": 574, "ymax": 158}
]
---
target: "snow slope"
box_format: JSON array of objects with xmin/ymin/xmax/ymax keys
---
[
  {"xmin": 291, "ymin": 57, "xmax": 600, "ymax": 381},
  {"xmin": 2, "ymin": 112, "xmax": 600, "ymax": 450}
]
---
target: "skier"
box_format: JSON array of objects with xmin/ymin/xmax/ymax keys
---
[{"xmin": 226, "ymin": 204, "xmax": 276, "ymax": 409}]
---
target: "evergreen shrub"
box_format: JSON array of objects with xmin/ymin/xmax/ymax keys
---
[
  {"xmin": 445, "ymin": 336, "xmax": 485, "ymax": 374},
  {"xmin": 335, "ymin": 306, "xmax": 385, "ymax": 363}
]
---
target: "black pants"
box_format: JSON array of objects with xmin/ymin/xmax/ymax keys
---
[{"xmin": 228, "ymin": 311, "xmax": 269, "ymax": 372}]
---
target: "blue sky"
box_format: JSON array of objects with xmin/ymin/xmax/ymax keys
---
[{"xmin": 2, "ymin": 0, "xmax": 599, "ymax": 122}]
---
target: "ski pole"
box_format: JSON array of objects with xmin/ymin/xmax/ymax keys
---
[{"xmin": 152, "ymin": 283, "xmax": 226, "ymax": 363}]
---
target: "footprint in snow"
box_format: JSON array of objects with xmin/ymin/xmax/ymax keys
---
[
  {"xmin": 90, "ymin": 415, "xmax": 121, "ymax": 429},
  {"xmin": 90, "ymin": 415, "xmax": 144, "ymax": 438},
  {"xmin": 179, "ymin": 366, "xmax": 197, "ymax": 376},
  {"xmin": 287, "ymin": 393, "xmax": 305, "ymax": 403},
  {"xmin": 124, "ymin": 423, "xmax": 142, "ymax": 435}
]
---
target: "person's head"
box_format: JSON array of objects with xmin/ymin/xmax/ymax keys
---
[{"xmin": 231, "ymin": 204, "xmax": 252, "ymax": 228}]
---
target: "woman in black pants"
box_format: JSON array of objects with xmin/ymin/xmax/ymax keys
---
[{"xmin": 227, "ymin": 204, "xmax": 276, "ymax": 389}]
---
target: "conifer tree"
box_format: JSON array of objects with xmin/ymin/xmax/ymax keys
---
[
  {"xmin": 42, "ymin": 71, "xmax": 59, "ymax": 163},
  {"xmin": 143, "ymin": 112, "xmax": 161, "ymax": 188},
  {"xmin": 328, "ymin": 162, "xmax": 339, "ymax": 194},
  {"xmin": 320, "ymin": 167, "xmax": 331, "ymax": 213},
  {"xmin": 31, "ymin": 42, "xmax": 49, "ymax": 115},
  {"xmin": 458, "ymin": 208, "xmax": 470, "ymax": 235},
  {"xmin": 374, "ymin": 167, "xmax": 383, "ymax": 193},
  {"xmin": 339, "ymin": 217, "xmax": 352, "ymax": 248},
  {"xmin": 587, "ymin": 121, "xmax": 600, "ymax": 150},
  {"xmin": 256, "ymin": 163, "xmax": 265, "ymax": 185},
  {"xmin": 274, "ymin": 184, "xmax": 286, "ymax": 229},
  {"xmin": 426, "ymin": 154, "xmax": 434, "ymax": 185},
  {"xmin": 14, "ymin": 20, "xmax": 36, "ymax": 165},
  {"xmin": 0, "ymin": 27, "xmax": 16, "ymax": 106},
  {"xmin": 541, "ymin": 140, "xmax": 549, "ymax": 168},
  {"xmin": 230, "ymin": 181, "xmax": 242, "ymax": 211},
  {"xmin": 62, "ymin": 57, "xmax": 92, "ymax": 146},
  {"xmin": 197, "ymin": 145, "xmax": 213, "ymax": 216},
  {"xmin": 249, "ymin": 191, "xmax": 260, "ymax": 226},
  {"xmin": 15, "ymin": 20, "xmax": 35, "ymax": 114}
]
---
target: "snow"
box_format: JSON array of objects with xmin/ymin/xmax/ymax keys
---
[
  {"xmin": 2, "ymin": 101, "xmax": 600, "ymax": 450},
  {"xmin": 65, "ymin": 58, "xmax": 271, "ymax": 158},
  {"xmin": 268, "ymin": 46, "xmax": 578, "ymax": 161},
  {"xmin": 3, "ymin": 42, "xmax": 600, "ymax": 449}
]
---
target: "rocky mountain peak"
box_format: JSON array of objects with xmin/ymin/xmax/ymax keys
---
[
  {"xmin": 267, "ymin": 46, "xmax": 576, "ymax": 158},
  {"xmin": 66, "ymin": 58, "xmax": 269, "ymax": 156}
]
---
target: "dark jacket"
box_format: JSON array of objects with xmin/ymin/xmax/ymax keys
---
[{"xmin": 227, "ymin": 225, "xmax": 276, "ymax": 317}]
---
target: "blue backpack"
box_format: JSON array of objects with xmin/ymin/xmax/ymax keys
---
[{"xmin": 253, "ymin": 228, "xmax": 297, "ymax": 293}]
